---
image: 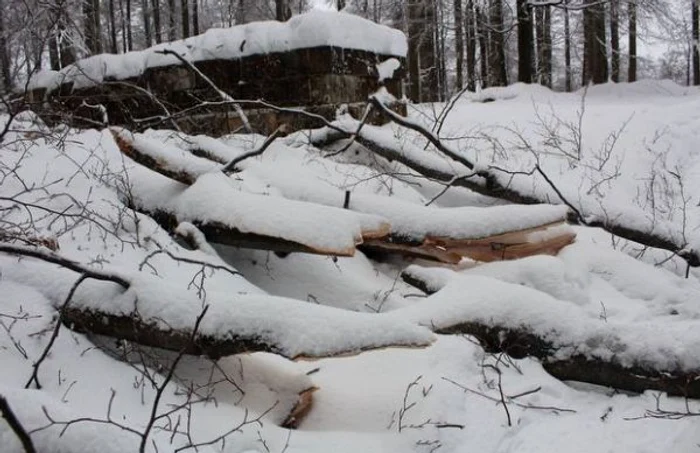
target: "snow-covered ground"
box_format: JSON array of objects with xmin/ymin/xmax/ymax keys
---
[{"xmin": 2, "ymin": 80, "xmax": 700, "ymax": 453}]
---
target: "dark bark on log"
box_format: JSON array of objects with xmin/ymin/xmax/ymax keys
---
[
  {"xmin": 141, "ymin": 208, "xmax": 357, "ymax": 257},
  {"xmin": 62, "ymin": 306, "xmax": 277, "ymax": 360},
  {"xmin": 437, "ymin": 322, "xmax": 700, "ymax": 399}
]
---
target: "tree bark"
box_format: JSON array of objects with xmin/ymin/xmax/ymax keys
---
[
  {"xmin": 582, "ymin": 0, "xmax": 607, "ymax": 85},
  {"xmin": 0, "ymin": 0, "xmax": 12, "ymax": 92},
  {"xmin": 628, "ymin": 0, "xmax": 636, "ymax": 82},
  {"xmin": 143, "ymin": 0, "xmax": 152, "ymax": 46},
  {"xmin": 83, "ymin": 0, "xmax": 102, "ymax": 54},
  {"xmin": 517, "ymin": 0, "xmax": 533, "ymax": 83},
  {"xmin": 465, "ymin": 0, "xmax": 476, "ymax": 90},
  {"xmin": 126, "ymin": 0, "xmax": 133, "ymax": 51},
  {"xmin": 476, "ymin": 4, "xmax": 488, "ymax": 88},
  {"xmin": 192, "ymin": 0, "xmax": 199, "ymax": 34},
  {"xmin": 437, "ymin": 321, "xmax": 700, "ymax": 399},
  {"xmin": 168, "ymin": 0, "xmax": 176, "ymax": 40},
  {"xmin": 407, "ymin": 0, "xmax": 421, "ymax": 101},
  {"xmin": 610, "ymin": 0, "xmax": 620, "ymax": 82},
  {"xmin": 150, "ymin": 0, "xmax": 161, "ymax": 43},
  {"xmin": 181, "ymin": 0, "xmax": 190, "ymax": 38},
  {"xmin": 454, "ymin": 0, "xmax": 464, "ymax": 90},
  {"xmin": 564, "ymin": 0, "xmax": 572, "ymax": 90},
  {"xmin": 488, "ymin": 0, "xmax": 507, "ymax": 86},
  {"xmin": 693, "ymin": 0, "xmax": 699, "ymax": 85},
  {"xmin": 109, "ymin": 0, "xmax": 119, "ymax": 52},
  {"xmin": 276, "ymin": 0, "xmax": 291, "ymax": 21}
]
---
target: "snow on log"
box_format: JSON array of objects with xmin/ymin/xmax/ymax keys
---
[
  {"xmin": 217, "ymin": 145, "xmax": 574, "ymax": 262},
  {"xmin": 393, "ymin": 275, "xmax": 700, "ymax": 398},
  {"xmin": 425, "ymin": 221, "xmax": 576, "ymax": 262},
  {"xmin": 111, "ymin": 127, "xmax": 219, "ymax": 185},
  {"xmin": 0, "ymin": 255, "xmax": 435, "ymax": 359},
  {"xmin": 126, "ymin": 162, "xmax": 390, "ymax": 256},
  {"xmin": 310, "ymin": 117, "xmax": 700, "ymax": 267}
]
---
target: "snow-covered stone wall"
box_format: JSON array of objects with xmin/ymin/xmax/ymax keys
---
[{"xmin": 24, "ymin": 11, "xmax": 406, "ymax": 135}]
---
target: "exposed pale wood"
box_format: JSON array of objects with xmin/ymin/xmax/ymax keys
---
[
  {"xmin": 360, "ymin": 239, "xmax": 463, "ymax": 264},
  {"xmin": 418, "ymin": 222, "xmax": 575, "ymax": 262},
  {"xmin": 426, "ymin": 221, "xmax": 566, "ymax": 247},
  {"xmin": 282, "ymin": 387, "xmax": 317, "ymax": 429}
]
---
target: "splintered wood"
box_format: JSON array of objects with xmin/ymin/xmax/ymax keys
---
[{"xmin": 364, "ymin": 222, "xmax": 575, "ymax": 264}]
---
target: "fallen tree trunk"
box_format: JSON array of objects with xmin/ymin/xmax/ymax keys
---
[
  {"xmin": 143, "ymin": 207, "xmax": 375, "ymax": 257},
  {"xmin": 312, "ymin": 102, "xmax": 700, "ymax": 267},
  {"xmin": 437, "ymin": 321, "xmax": 700, "ymax": 399},
  {"xmin": 62, "ymin": 306, "xmax": 278, "ymax": 360}
]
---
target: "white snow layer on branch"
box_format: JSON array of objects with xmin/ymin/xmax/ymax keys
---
[
  {"xmin": 128, "ymin": 163, "xmax": 390, "ymax": 254},
  {"xmin": 233, "ymin": 142, "xmax": 569, "ymax": 241},
  {"xmin": 28, "ymin": 11, "xmax": 407, "ymax": 91},
  {"xmin": 0, "ymin": 257, "xmax": 434, "ymax": 358}
]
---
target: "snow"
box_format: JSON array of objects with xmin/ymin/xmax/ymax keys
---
[
  {"xmin": 3, "ymin": 80, "xmax": 700, "ymax": 453},
  {"xmin": 376, "ymin": 58, "xmax": 401, "ymax": 82},
  {"xmin": 28, "ymin": 11, "xmax": 407, "ymax": 92},
  {"xmin": 128, "ymin": 164, "xmax": 390, "ymax": 254},
  {"xmin": 112, "ymin": 127, "xmax": 221, "ymax": 178}
]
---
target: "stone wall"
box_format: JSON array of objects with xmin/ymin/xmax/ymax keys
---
[{"xmin": 25, "ymin": 46, "xmax": 405, "ymax": 135}]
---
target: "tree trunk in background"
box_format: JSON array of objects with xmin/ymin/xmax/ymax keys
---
[
  {"xmin": 517, "ymin": 0, "xmax": 533, "ymax": 83},
  {"xmin": 83, "ymin": 0, "xmax": 102, "ymax": 54},
  {"xmin": 693, "ymin": 0, "xmax": 700, "ymax": 85},
  {"xmin": 543, "ymin": 6, "xmax": 552, "ymax": 87},
  {"xmin": 337, "ymin": 0, "xmax": 345, "ymax": 10},
  {"xmin": 610, "ymin": 0, "xmax": 620, "ymax": 82},
  {"xmin": 407, "ymin": 0, "xmax": 421, "ymax": 100},
  {"xmin": 0, "ymin": 0, "xmax": 11, "ymax": 91},
  {"xmin": 454, "ymin": 0, "xmax": 464, "ymax": 89},
  {"xmin": 120, "ymin": 0, "xmax": 127, "ymax": 52},
  {"xmin": 168, "ymin": 0, "xmax": 176, "ymax": 40},
  {"xmin": 535, "ymin": 6, "xmax": 551, "ymax": 87},
  {"xmin": 535, "ymin": 6, "xmax": 543, "ymax": 82},
  {"xmin": 109, "ymin": 0, "xmax": 119, "ymax": 52},
  {"xmin": 152, "ymin": 0, "xmax": 162, "ymax": 43},
  {"xmin": 564, "ymin": 0, "xmax": 571, "ymax": 90},
  {"xmin": 181, "ymin": 0, "xmax": 190, "ymax": 38},
  {"xmin": 49, "ymin": 35, "xmax": 60, "ymax": 70},
  {"xmin": 126, "ymin": 0, "xmax": 133, "ymax": 50},
  {"xmin": 143, "ymin": 0, "xmax": 152, "ymax": 46},
  {"xmin": 465, "ymin": 0, "xmax": 476, "ymax": 91},
  {"xmin": 419, "ymin": 0, "xmax": 438, "ymax": 101},
  {"xmin": 628, "ymin": 0, "xmax": 637, "ymax": 82},
  {"xmin": 193, "ymin": 0, "xmax": 199, "ymax": 34},
  {"xmin": 582, "ymin": 0, "xmax": 607, "ymax": 85},
  {"xmin": 59, "ymin": 21, "xmax": 77, "ymax": 67},
  {"xmin": 276, "ymin": 0, "xmax": 291, "ymax": 21},
  {"xmin": 488, "ymin": 0, "xmax": 507, "ymax": 86},
  {"xmin": 476, "ymin": 4, "xmax": 488, "ymax": 88}
]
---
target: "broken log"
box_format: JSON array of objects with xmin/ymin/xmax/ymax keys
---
[
  {"xmin": 111, "ymin": 128, "xmax": 217, "ymax": 185},
  {"xmin": 360, "ymin": 239, "xmax": 463, "ymax": 264},
  {"xmin": 62, "ymin": 306, "xmax": 278, "ymax": 360},
  {"xmin": 282, "ymin": 387, "xmax": 317, "ymax": 429},
  {"xmin": 437, "ymin": 321, "xmax": 700, "ymax": 399},
  {"xmin": 426, "ymin": 222, "xmax": 576, "ymax": 263},
  {"xmin": 312, "ymin": 112, "xmax": 700, "ymax": 267}
]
